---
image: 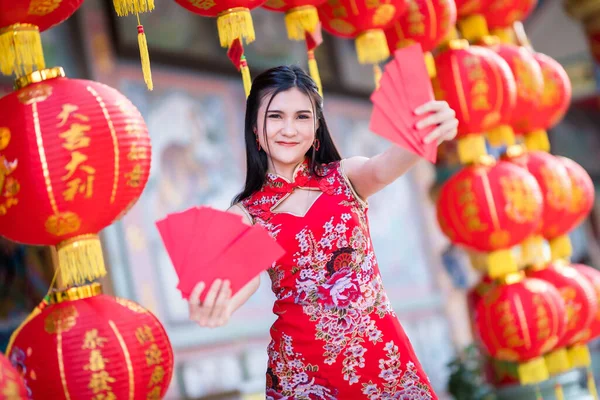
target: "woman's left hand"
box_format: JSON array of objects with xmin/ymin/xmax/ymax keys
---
[{"xmin": 414, "ymin": 100, "xmax": 458, "ymax": 145}]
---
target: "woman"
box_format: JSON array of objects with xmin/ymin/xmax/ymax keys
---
[{"xmin": 188, "ymin": 65, "xmax": 458, "ymax": 399}]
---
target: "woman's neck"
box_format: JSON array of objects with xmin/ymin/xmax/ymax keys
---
[{"xmin": 267, "ymin": 158, "xmax": 307, "ymax": 182}]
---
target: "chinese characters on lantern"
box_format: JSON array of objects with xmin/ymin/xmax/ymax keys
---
[
  {"xmin": 560, "ymin": 287, "xmax": 582, "ymax": 333},
  {"xmin": 57, "ymin": 104, "xmax": 96, "ymax": 202},
  {"xmin": 464, "ymin": 56, "xmax": 491, "ymax": 111},
  {"xmin": 136, "ymin": 325, "xmax": 166, "ymax": 399},
  {"xmin": 406, "ymin": 1, "xmax": 425, "ymax": 35},
  {"xmin": 117, "ymin": 99, "xmax": 148, "ymax": 189},
  {"xmin": 533, "ymin": 294, "xmax": 552, "ymax": 341},
  {"xmin": 27, "ymin": 0, "xmax": 63, "ymax": 16},
  {"xmin": 500, "ymin": 176, "xmax": 538, "ymax": 223},
  {"xmin": 540, "ymin": 167, "xmax": 570, "ymax": 210},
  {"xmin": 496, "ymin": 300, "xmax": 527, "ymax": 348},
  {"xmin": 328, "ymin": 0, "xmax": 349, "ymax": 19},
  {"xmin": 457, "ymin": 179, "xmax": 488, "ymax": 232},
  {"xmin": 82, "ymin": 329, "xmax": 116, "ymax": 400},
  {"xmin": 0, "ymin": 128, "xmax": 19, "ymax": 215}
]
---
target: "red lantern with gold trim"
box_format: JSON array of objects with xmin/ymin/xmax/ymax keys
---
[
  {"xmin": 474, "ymin": 274, "xmax": 566, "ymax": 384},
  {"xmin": 436, "ymin": 158, "xmax": 543, "ymax": 278},
  {"xmin": 0, "ymin": 0, "xmax": 83, "ymax": 77},
  {"xmin": 6, "ymin": 284, "xmax": 174, "ymax": 400},
  {"xmin": 317, "ymin": 0, "xmax": 408, "ymax": 66},
  {"xmin": 384, "ymin": 0, "xmax": 457, "ymax": 78},
  {"xmin": 0, "ymin": 353, "xmax": 28, "ymax": 399},
  {"xmin": 519, "ymin": 52, "xmax": 572, "ymax": 152},
  {"xmin": 538, "ymin": 157, "xmax": 595, "ymax": 262},
  {"xmin": 572, "ymin": 264, "xmax": 600, "ymax": 343},
  {"xmin": 505, "ymin": 150, "xmax": 572, "ymax": 266},
  {"xmin": 527, "ymin": 262, "xmax": 597, "ymax": 374},
  {"xmin": 433, "ymin": 41, "xmax": 517, "ymax": 164},
  {"xmin": 483, "ymin": 42, "xmax": 544, "ymax": 146},
  {"xmin": 0, "ymin": 67, "xmax": 151, "ymax": 286}
]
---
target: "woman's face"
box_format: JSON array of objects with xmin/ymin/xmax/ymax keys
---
[{"xmin": 255, "ymin": 87, "xmax": 318, "ymax": 172}]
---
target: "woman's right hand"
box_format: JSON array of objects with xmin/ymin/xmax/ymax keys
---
[{"xmin": 188, "ymin": 279, "xmax": 233, "ymax": 328}]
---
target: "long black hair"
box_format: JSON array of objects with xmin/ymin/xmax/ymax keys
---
[{"xmin": 232, "ymin": 65, "xmax": 342, "ymax": 205}]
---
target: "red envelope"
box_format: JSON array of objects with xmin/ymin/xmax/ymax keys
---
[
  {"xmin": 370, "ymin": 107, "xmax": 422, "ymax": 157},
  {"xmin": 165, "ymin": 207, "xmax": 199, "ymax": 275},
  {"xmin": 227, "ymin": 38, "xmax": 244, "ymax": 71},
  {"xmin": 180, "ymin": 225, "xmax": 285, "ymax": 302}
]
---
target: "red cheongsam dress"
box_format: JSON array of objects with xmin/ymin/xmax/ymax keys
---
[{"xmin": 241, "ymin": 159, "xmax": 438, "ymax": 400}]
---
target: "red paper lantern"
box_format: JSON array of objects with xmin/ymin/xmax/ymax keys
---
[
  {"xmin": 436, "ymin": 158, "xmax": 543, "ymax": 278},
  {"xmin": 481, "ymin": 0, "xmax": 538, "ymax": 30},
  {"xmin": 483, "ymin": 42, "xmax": 544, "ymax": 146},
  {"xmin": 0, "ymin": 353, "xmax": 28, "ymax": 399},
  {"xmin": 0, "ymin": 0, "xmax": 83, "ymax": 77},
  {"xmin": 384, "ymin": 0, "xmax": 457, "ymax": 77},
  {"xmin": 474, "ymin": 274, "xmax": 566, "ymax": 384},
  {"xmin": 433, "ymin": 41, "xmax": 517, "ymax": 164},
  {"xmin": 527, "ymin": 262, "xmax": 597, "ymax": 374},
  {"xmin": 572, "ymin": 264, "xmax": 600, "ymax": 343},
  {"xmin": 454, "ymin": 0, "xmax": 492, "ymax": 16},
  {"xmin": 6, "ymin": 284, "xmax": 174, "ymax": 400},
  {"xmin": 518, "ymin": 52, "xmax": 572, "ymax": 152},
  {"xmin": 0, "ymin": 67, "xmax": 150, "ymax": 285},
  {"xmin": 318, "ymin": 0, "xmax": 408, "ymax": 65}
]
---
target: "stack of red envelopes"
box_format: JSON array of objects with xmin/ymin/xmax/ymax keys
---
[
  {"xmin": 370, "ymin": 43, "xmax": 437, "ymax": 163},
  {"xmin": 156, "ymin": 206, "xmax": 285, "ymax": 302}
]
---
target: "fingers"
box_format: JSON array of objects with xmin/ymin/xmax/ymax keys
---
[
  {"xmin": 424, "ymin": 118, "xmax": 459, "ymax": 144},
  {"xmin": 414, "ymin": 100, "xmax": 447, "ymax": 115},
  {"xmin": 189, "ymin": 281, "xmax": 206, "ymax": 306},
  {"xmin": 209, "ymin": 280, "xmax": 232, "ymax": 327},
  {"xmin": 416, "ymin": 107, "xmax": 456, "ymax": 130}
]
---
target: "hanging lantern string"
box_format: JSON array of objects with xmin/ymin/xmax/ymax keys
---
[
  {"xmin": 307, "ymin": 50, "xmax": 322, "ymax": 96},
  {"xmin": 136, "ymin": 13, "xmax": 153, "ymax": 91}
]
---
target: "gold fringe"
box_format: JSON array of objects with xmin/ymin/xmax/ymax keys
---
[
  {"xmin": 241, "ymin": 57, "xmax": 252, "ymax": 98},
  {"xmin": 524, "ymin": 129, "xmax": 550, "ymax": 152},
  {"xmin": 518, "ymin": 357, "xmax": 549, "ymax": 385},
  {"xmin": 487, "ymin": 248, "xmax": 519, "ymax": 279},
  {"xmin": 568, "ymin": 344, "xmax": 592, "ymax": 368},
  {"xmin": 217, "ymin": 8, "xmax": 256, "ymax": 48},
  {"xmin": 0, "ymin": 24, "xmax": 45, "ymax": 77},
  {"xmin": 588, "ymin": 368, "xmax": 599, "ymax": 400},
  {"xmin": 112, "ymin": 0, "xmax": 155, "ymax": 16},
  {"xmin": 458, "ymin": 14, "xmax": 489, "ymax": 42},
  {"xmin": 492, "ymin": 28, "xmax": 516, "ymax": 44},
  {"xmin": 56, "ymin": 234, "xmax": 107, "ymax": 287},
  {"xmin": 285, "ymin": 6, "xmax": 319, "ymax": 41},
  {"xmin": 355, "ymin": 29, "xmax": 390, "ymax": 64},
  {"xmin": 374, "ymin": 64, "xmax": 382, "ymax": 90},
  {"xmin": 308, "ymin": 50, "xmax": 323, "ymax": 96},
  {"xmin": 487, "ymin": 124, "xmax": 516, "ymax": 147},
  {"xmin": 554, "ymin": 384, "xmax": 565, "ymax": 400},
  {"xmin": 137, "ymin": 24, "xmax": 153, "ymax": 91},
  {"xmin": 457, "ymin": 134, "xmax": 488, "ymax": 165},
  {"xmin": 424, "ymin": 51, "xmax": 436, "ymax": 78},
  {"xmin": 550, "ymin": 235, "xmax": 573, "ymax": 262},
  {"xmin": 545, "ymin": 348, "xmax": 571, "ymax": 375},
  {"xmin": 520, "ymin": 235, "xmax": 550, "ymax": 267}
]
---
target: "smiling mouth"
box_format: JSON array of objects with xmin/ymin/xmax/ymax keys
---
[{"xmin": 276, "ymin": 142, "xmax": 299, "ymax": 146}]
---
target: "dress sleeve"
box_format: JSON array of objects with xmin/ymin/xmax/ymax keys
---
[
  {"xmin": 339, "ymin": 159, "xmax": 369, "ymax": 209},
  {"xmin": 234, "ymin": 202, "xmax": 255, "ymax": 225}
]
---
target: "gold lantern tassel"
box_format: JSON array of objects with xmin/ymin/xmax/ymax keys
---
[
  {"xmin": 588, "ymin": 369, "xmax": 599, "ymax": 400},
  {"xmin": 0, "ymin": 24, "xmax": 45, "ymax": 77},
  {"xmin": 524, "ymin": 129, "xmax": 550, "ymax": 152},
  {"xmin": 137, "ymin": 21, "xmax": 153, "ymax": 91},
  {"xmin": 487, "ymin": 125, "xmax": 516, "ymax": 147},
  {"xmin": 285, "ymin": 6, "xmax": 319, "ymax": 41},
  {"xmin": 374, "ymin": 64, "xmax": 382, "ymax": 90},
  {"xmin": 355, "ymin": 29, "xmax": 390, "ymax": 65},
  {"xmin": 112, "ymin": 0, "xmax": 155, "ymax": 16},
  {"xmin": 549, "ymin": 235, "xmax": 573, "ymax": 262},
  {"xmin": 240, "ymin": 56, "xmax": 252, "ymax": 98},
  {"xmin": 56, "ymin": 234, "xmax": 107, "ymax": 287},
  {"xmin": 424, "ymin": 51, "xmax": 437, "ymax": 78},
  {"xmin": 554, "ymin": 384, "xmax": 565, "ymax": 400},
  {"xmin": 217, "ymin": 8, "xmax": 256, "ymax": 48},
  {"xmin": 457, "ymin": 134, "xmax": 489, "ymax": 165},
  {"xmin": 308, "ymin": 50, "xmax": 323, "ymax": 96}
]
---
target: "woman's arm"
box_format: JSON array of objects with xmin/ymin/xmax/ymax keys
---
[{"xmin": 345, "ymin": 100, "xmax": 458, "ymax": 199}]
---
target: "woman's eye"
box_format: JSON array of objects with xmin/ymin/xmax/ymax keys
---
[
  {"xmin": 268, "ymin": 114, "xmax": 281, "ymax": 119},
  {"xmin": 298, "ymin": 114, "xmax": 310, "ymax": 120}
]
